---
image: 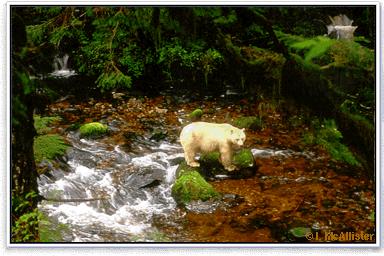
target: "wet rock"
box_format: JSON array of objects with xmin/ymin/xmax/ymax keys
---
[
  {"xmin": 184, "ymin": 200, "xmax": 222, "ymax": 213},
  {"xmin": 66, "ymin": 148, "xmax": 98, "ymax": 169},
  {"xmin": 199, "ymin": 149, "xmax": 257, "ymax": 179},
  {"xmin": 222, "ymin": 193, "xmax": 245, "ymax": 208},
  {"xmin": 123, "ymin": 167, "xmax": 166, "ymax": 189},
  {"xmin": 150, "ymin": 129, "xmax": 168, "ymax": 142},
  {"xmin": 168, "ymin": 155, "xmax": 185, "ymax": 166}
]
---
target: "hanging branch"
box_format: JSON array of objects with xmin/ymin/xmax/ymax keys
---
[
  {"xmin": 234, "ymin": 8, "xmax": 290, "ymax": 60},
  {"xmin": 41, "ymin": 196, "xmax": 109, "ymax": 203}
]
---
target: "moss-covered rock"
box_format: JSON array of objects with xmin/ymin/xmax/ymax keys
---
[
  {"xmin": 199, "ymin": 149, "xmax": 255, "ymax": 176},
  {"xmin": 34, "ymin": 134, "xmax": 69, "ymax": 163},
  {"xmin": 79, "ymin": 122, "xmax": 108, "ymax": 138},
  {"xmin": 175, "ymin": 161, "xmax": 200, "ymax": 178},
  {"xmin": 199, "ymin": 152, "xmax": 224, "ymax": 176},
  {"xmin": 189, "ymin": 108, "xmax": 203, "ymax": 121},
  {"xmin": 232, "ymin": 149, "xmax": 255, "ymax": 169},
  {"xmin": 39, "ymin": 213, "xmax": 70, "ymax": 242},
  {"xmin": 233, "ymin": 116, "xmax": 262, "ymax": 130},
  {"xmin": 172, "ymin": 162, "xmax": 220, "ymax": 205}
]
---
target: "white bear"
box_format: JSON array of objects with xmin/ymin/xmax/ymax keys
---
[{"xmin": 180, "ymin": 121, "xmax": 246, "ymax": 171}]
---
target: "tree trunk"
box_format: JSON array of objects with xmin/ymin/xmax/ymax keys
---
[{"xmin": 11, "ymin": 8, "xmax": 40, "ymax": 241}]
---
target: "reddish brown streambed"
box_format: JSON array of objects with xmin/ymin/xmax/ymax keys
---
[{"xmin": 46, "ymin": 93, "xmax": 375, "ymax": 243}]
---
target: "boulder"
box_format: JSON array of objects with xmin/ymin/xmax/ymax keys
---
[
  {"xmin": 79, "ymin": 122, "xmax": 108, "ymax": 138},
  {"xmin": 172, "ymin": 162, "xmax": 220, "ymax": 206}
]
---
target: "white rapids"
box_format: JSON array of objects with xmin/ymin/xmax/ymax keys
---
[{"xmin": 38, "ymin": 132, "xmax": 183, "ymax": 242}]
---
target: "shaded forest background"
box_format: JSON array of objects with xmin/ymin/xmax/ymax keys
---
[{"xmin": 11, "ymin": 6, "xmax": 375, "ymax": 242}]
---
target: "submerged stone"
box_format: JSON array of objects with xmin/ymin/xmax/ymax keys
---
[{"xmin": 79, "ymin": 122, "xmax": 108, "ymax": 138}]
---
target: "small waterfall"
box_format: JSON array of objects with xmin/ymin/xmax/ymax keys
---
[
  {"xmin": 326, "ymin": 14, "xmax": 357, "ymax": 40},
  {"xmin": 50, "ymin": 54, "xmax": 76, "ymax": 78}
]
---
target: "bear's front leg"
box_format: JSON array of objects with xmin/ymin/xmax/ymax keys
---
[
  {"xmin": 184, "ymin": 148, "xmax": 200, "ymax": 168},
  {"xmin": 219, "ymin": 146, "xmax": 237, "ymax": 172}
]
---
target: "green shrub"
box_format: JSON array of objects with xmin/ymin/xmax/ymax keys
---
[
  {"xmin": 233, "ymin": 116, "xmax": 262, "ymax": 130},
  {"xmin": 34, "ymin": 134, "xmax": 68, "ymax": 163},
  {"xmin": 12, "ymin": 208, "xmax": 41, "ymax": 242},
  {"xmin": 79, "ymin": 122, "xmax": 108, "ymax": 138},
  {"xmin": 11, "ymin": 191, "xmax": 40, "ymax": 242}
]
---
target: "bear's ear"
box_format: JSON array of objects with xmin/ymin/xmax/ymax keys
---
[{"xmin": 241, "ymin": 128, "xmax": 245, "ymax": 132}]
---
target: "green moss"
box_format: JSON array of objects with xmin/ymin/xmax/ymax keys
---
[
  {"xmin": 368, "ymin": 211, "xmax": 375, "ymax": 223},
  {"xmin": 200, "ymin": 152, "xmax": 223, "ymax": 175},
  {"xmin": 175, "ymin": 161, "xmax": 200, "ymax": 178},
  {"xmin": 200, "ymin": 151, "xmax": 221, "ymax": 165},
  {"xmin": 302, "ymin": 119, "xmax": 360, "ymax": 166},
  {"xmin": 79, "ymin": 122, "xmax": 108, "ymax": 138},
  {"xmin": 189, "ymin": 108, "xmax": 203, "ymax": 121},
  {"xmin": 147, "ymin": 230, "xmax": 171, "ymax": 242},
  {"xmin": 39, "ymin": 212, "xmax": 70, "ymax": 242},
  {"xmin": 34, "ymin": 115, "xmax": 61, "ymax": 135},
  {"xmin": 233, "ymin": 116, "xmax": 262, "ymax": 130},
  {"xmin": 34, "ymin": 134, "xmax": 69, "ymax": 163},
  {"xmin": 232, "ymin": 149, "xmax": 255, "ymax": 168},
  {"xmin": 171, "ymin": 168, "xmax": 219, "ymax": 205},
  {"xmin": 199, "ymin": 149, "xmax": 254, "ymax": 174}
]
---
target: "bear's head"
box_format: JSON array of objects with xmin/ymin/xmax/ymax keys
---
[{"xmin": 229, "ymin": 128, "xmax": 246, "ymax": 148}]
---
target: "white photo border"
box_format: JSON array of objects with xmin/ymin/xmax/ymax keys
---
[{"xmin": 5, "ymin": 0, "xmax": 382, "ymax": 249}]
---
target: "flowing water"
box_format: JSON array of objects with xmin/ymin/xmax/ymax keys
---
[
  {"xmin": 38, "ymin": 130, "xmax": 184, "ymax": 242},
  {"xmin": 50, "ymin": 54, "xmax": 76, "ymax": 78}
]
